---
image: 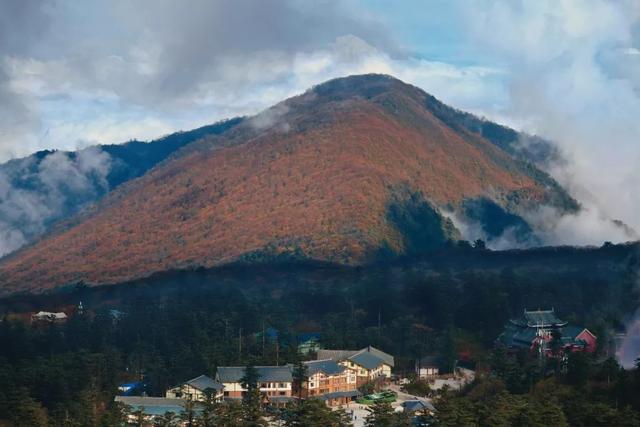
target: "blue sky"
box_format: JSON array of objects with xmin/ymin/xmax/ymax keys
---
[{"xmin": 0, "ymin": 0, "xmax": 639, "ymax": 235}]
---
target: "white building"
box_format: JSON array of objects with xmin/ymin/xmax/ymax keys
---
[{"xmin": 165, "ymin": 374, "xmax": 224, "ymax": 402}]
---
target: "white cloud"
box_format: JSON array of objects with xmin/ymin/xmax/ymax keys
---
[
  {"xmin": 1, "ymin": 0, "xmax": 639, "ymax": 249},
  {"xmin": 0, "ymin": 146, "xmax": 112, "ymax": 256},
  {"xmin": 456, "ymin": 0, "xmax": 640, "ymax": 236}
]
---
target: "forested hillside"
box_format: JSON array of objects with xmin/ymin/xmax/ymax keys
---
[
  {"xmin": 0, "ymin": 75, "xmax": 585, "ymax": 295},
  {"xmin": 0, "ymin": 118, "xmax": 242, "ymax": 257},
  {"xmin": 0, "ymin": 242, "xmax": 638, "ymax": 425}
]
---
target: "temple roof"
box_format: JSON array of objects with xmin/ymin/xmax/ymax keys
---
[{"xmin": 510, "ymin": 309, "xmax": 567, "ymax": 328}]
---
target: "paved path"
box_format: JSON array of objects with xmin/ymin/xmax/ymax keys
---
[
  {"xmin": 341, "ymin": 402, "xmax": 370, "ymax": 427},
  {"xmin": 337, "ymin": 384, "xmax": 429, "ymax": 426}
]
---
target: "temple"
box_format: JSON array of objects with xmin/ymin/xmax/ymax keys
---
[{"xmin": 498, "ymin": 309, "xmax": 597, "ymax": 355}]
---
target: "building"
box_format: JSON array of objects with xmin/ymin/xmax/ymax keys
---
[
  {"xmin": 298, "ymin": 332, "xmax": 322, "ymax": 354},
  {"xmin": 317, "ymin": 346, "xmax": 394, "ymax": 386},
  {"xmin": 303, "ymin": 359, "xmax": 360, "ymax": 406},
  {"xmin": 114, "ymin": 396, "xmax": 202, "ymax": 423},
  {"xmin": 415, "ymin": 355, "xmax": 440, "ymax": 379},
  {"xmin": 402, "ymin": 399, "xmax": 436, "ymax": 416},
  {"xmin": 215, "ymin": 366, "xmax": 294, "ymax": 405},
  {"xmin": 31, "ymin": 311, "xmax": 68, "ymax": 323},
  {"xmin": 498, "ymin": 309, "xmax": 597, "ymax": 355},
  {"xmin": 118, "ymin": 381, "xmax": 144, "ymax": 396},
  {"xmin": 165, "ymin": 375, "xmax": 224, "ymax": 402}
]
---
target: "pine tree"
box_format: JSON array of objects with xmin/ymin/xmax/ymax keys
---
[
  {"xmin": 433, "ymin": 390, "xmax": 477, "ymax": 427},
  {"xmin": 364, "ymin": 400, "xmax": 410, "ymax": 427},
  {"xmin": 240, "ymin": 365, "xmax": 266, "ymax": 426},
  {"xmin": 292, "ymin": 357, "xmax": 309, "ymax": 403},
  {"xmin": 156, "ymin": 411, "xmax": 178, "ymax": 426},
  {"xmin": 283, "ymin": 399, "xmax": 352, "ymax": 427},
  {"xmin": 10, "ymin": 389, "xmax": 49, "ymax": 427},
  {"xmin": 179, "ymin": 399, "xmax": 196, "ymax": 427},
  {"xmin": 217, "ymin": 401, "xmax": 245, "ymax": 427},
  {"xmin": 198, "ymin": 387, "xmax": 221, "ymax": 427}
]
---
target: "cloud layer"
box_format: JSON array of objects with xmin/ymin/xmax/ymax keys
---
[
  {"xmin": 0, "ymin": 0, "xmax": 639, "ymax": 247},
  {"xmin": 0, "ymin": 147, "xmax": 111, "ymax": 255}
]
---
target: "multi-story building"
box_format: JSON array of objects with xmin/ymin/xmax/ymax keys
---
[
  {"xmin": 317, "ymin": 346, "xmax": 394, "ymax": 387},
  {"xmin": 215, "ymin": 366, "xmax": 294, "ymax": 405},
  {"xmin": 303, "ymin": 359, "xmax": 359, "ymax": 406}
]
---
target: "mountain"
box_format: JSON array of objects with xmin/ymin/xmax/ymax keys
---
[
  {"xmin": 0, "ymin": 118, "xmax": 242, "ymax": 257},
  {"xmin": 0, "ymin": 74, "xmax": 579, "ymax": 295}
]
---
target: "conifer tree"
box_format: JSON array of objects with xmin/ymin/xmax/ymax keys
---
[
  {"xmin": 364, "ymin": 400, "xmax": 411, "ymax": 427},
  {"xmin": 292, "ymin": 357, "xmax": 308, "ymax": 403},
  {"xmin": 240, "ymin": 365, "xmax": 266, "ymax": 426}
]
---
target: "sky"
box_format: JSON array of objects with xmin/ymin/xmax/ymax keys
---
[{"xmin": 0, "ymin": 0, "xmax": 639, "ymax": 236}]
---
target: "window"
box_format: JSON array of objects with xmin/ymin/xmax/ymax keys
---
[
  {"xmin": 278, "ymin": 383, "xmax": 285, "ymax": 388},
  {"xmin": 261, "ymin": 383, "xmax": 267, "ymax": 388},
  {"xmin": 223, "ymin": 391, "xmax": 229, "ymax": 397},
  {"xmin": 279, "ymin": 391, "xmax": 286, "ymax": 396}
]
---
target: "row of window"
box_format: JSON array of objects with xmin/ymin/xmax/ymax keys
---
[
  {"xmin": 223, "ymin": 391, "xmax": 286, "ymax": 397},
  {"xmin": 260, "ymin": 382, "xmax": 288, "ymax": 389}
]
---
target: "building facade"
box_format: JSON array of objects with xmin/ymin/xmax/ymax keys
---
[
  {"xmin": 215, "ymin": 366, "xmax": 293, "ymax": 403},
  {"xmin": 317, "ymin": 346, "xmax": 394, "ymax": 387},
  {"xmin": 304, "ymin": 359, "xmax": 359, "ymax": 406},
  {"xmin": 165, "ymin": 375, "xmax": 224, "ymax": 402},
  {"xmin": 415, "ymin": 356, "xmax": 440, "ymax": 379}
]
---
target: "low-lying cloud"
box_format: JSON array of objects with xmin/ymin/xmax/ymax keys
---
[
  {"xmin": 0, "ymin": 147, "xmax": 111, "ymax": 256},
  {"xmin": 459, "ymin": 0, "xmax": 640, "ymax": 236},
  {"xmin": 0, "ymin": 0, "xmax": 638, "ymax": 253}
]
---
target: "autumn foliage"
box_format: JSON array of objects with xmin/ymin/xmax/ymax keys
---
[{"xmin": 0, "ymin": 75, "xmax": 565, "ymax": 294}]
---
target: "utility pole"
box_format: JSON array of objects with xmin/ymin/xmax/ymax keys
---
[
  {"xmin": 377, "ymin": 306, "xmax": 382, "ymax": 347},
  {"xmin": 262, "ymin": 320, "xmax": 266, "ymax": 358}
]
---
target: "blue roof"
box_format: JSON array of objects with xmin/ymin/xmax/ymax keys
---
[
  {"xmin": 118, "ymin": 382, "xmax": 143, "ymax": 396},
  {"xmin": 265, "ymin": 327, "xmax": 279, "ymax": 340},
  {"xmin": 349, "ymin": 352, "xmax": 385, "ymax": 370},
  {"xmin": 114, "ymin": 396, "xmax": 202, "ymax": 416},
  {"xmin": 298, "ymin": 332, "xmax": 321, "ymax": 343},
  {"xmin": 304, "ymin": 359, "xmax": 345, "ymax": 376}
]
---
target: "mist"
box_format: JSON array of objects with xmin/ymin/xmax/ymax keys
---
[
  {"xmin": 0, "ymin": 0, "xmax": 638, "ymax": 253},
  {"xmin": 0, "ymin": 147, "xmax": 111, "ymax": 256}
]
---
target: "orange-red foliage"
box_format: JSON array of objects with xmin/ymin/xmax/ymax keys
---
[{"xmin": 0, "ymin": 77, "xmax": 551, "ymax": 295}]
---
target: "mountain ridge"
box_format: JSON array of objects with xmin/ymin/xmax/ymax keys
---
[
  {"xmin": 0, "ymin": 74, "xmax": 580, "ymax": 295},
  {"xmin": 0, "ymin": 117, "xmax": 243, "ymax": 258}
]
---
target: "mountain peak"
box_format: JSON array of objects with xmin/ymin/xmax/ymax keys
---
[
  {"xmin": 0, "ymin": 75, "xmax": 576, "ymax": 295},
  {"xmin": 301, "ymin": 73, "xmax": 424, "ymax": 106}
]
